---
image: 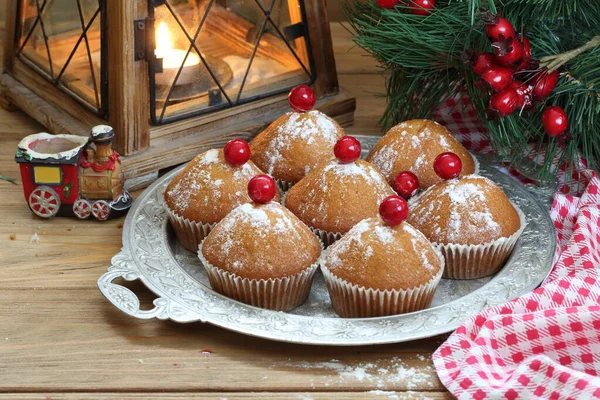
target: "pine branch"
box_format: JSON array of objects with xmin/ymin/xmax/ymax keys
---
[{"xmin": 343, "ymin": 0, "xmax": 600, "ymax": 183}]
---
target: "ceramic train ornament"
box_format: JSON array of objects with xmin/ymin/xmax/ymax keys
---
[{"xmin": 15, "ymin": 125, "xmax": 132, "ymax": 220}]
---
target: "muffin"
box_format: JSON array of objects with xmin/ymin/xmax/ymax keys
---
[
  {"xmin": 366, "ymin": 119, "xmax": 477, "ymax": 189},
  {"xmin": 199, "ymin": 175, "xmax": 322, "ymax": 311},
  {"xmin": 164, "ymin": 143, "xmax": 280, "ymax": 252},
  {"xmin": 285, "ymin": 136, "xmax": 395, "ymax": 246},
  {"xmin": 408, "ymin": 174, "xmax": 525, "ymax": 279},
  {"xmin": 250, "ymin": 87, "xmax": 345, "ymax": 191},
  {"xmin": 321, "ymin": 196, "xmax": 444, "ymax": 318}
]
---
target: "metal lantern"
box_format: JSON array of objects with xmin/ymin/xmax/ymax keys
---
[{"xmin": 1, "ymin": 0, "xmax": 355, "ymax": 184}]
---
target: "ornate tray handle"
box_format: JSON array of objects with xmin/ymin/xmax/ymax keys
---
[{"xmin": 97, "ymin": 252, "xmax": 200, "ymax": 322}]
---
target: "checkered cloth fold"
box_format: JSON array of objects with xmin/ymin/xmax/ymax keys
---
[{"xmin": 431, "ymin": 98, "xmax": 600, "ymax": 399}]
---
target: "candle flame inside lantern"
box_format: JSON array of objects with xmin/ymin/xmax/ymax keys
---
[{"xmin": 155, "ymin": 22, "xmax": 200, "ymax": 69}]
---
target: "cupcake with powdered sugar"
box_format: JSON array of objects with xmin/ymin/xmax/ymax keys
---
[
  {"xmin": 366, "ymin": 119, "xmax": 477, "ymax": 190},
  {"xmin": 163, "ymin": 139, "xmax": 280, "ymax": 252},
  {"xmin": 321, "ymin": 195, "xmax": 444, "ymax": 318},
  {"xmin": 250, "ymin": 85, "xmax": 345, "ymax": 191},
  {"xmin": 199, "ymin": 175, "xmax": 321, "ymax": 311},
  {"xmin": 408, "ymin": 153, "xmax": 525, "ymax": 279},
  {"xmin": 285, "ymin": 136, "xmax": 395, "ymax": 246}
]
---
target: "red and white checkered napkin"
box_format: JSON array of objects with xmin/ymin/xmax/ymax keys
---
[{"xmin": 430, "ymin": 97, "xmax": 600, "ymax": 399}]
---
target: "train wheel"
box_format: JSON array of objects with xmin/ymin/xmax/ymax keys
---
[
  {"xmin": 92, "ymin": 200, "xmax": 110, "ymax": 221},
  {"xmin": 28, "ymin": 186, "xmax": 60, "ymax": 218},
  {"xmin": 73, "ymin": 199, "xmax": 92, "ymax": 219}
]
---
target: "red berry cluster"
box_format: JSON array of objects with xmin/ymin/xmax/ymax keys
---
[
  {"xmin": 473, "ymin": 12, "xmax": 568, "ymax": 137},
  {"xmin": 376, "ymin": 0, "xmax": 435, "ymax": 15}
]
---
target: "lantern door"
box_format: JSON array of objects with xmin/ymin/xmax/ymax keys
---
[
  {"xmin": 148, "ymin": 0, "xmax": 315, "ymax": 124},
  {"xmin": 14, "ymin": 0, "xmax": 106, "ymax": 115}
]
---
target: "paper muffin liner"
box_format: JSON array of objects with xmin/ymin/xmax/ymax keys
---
[
  {"xmin": 320, "ymin": 249, "xmax": 445, "ymax": 318},
  {"xmin": 164, "ymin": 204, "xmax": 216, "ymax": 253},
  {"xmin": 198, "ymin": 239, "xmax": 322, "ymax": 312},
  {"xmin": 309, "ymin": 226, "xmax": 344, "ymax": 248},
  {"xmin": 436, "ymin": 204, "xmax": 527, "ymax": 280}
]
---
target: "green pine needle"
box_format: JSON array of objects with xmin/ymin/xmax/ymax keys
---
[{"xmin": 0, "ymin": 175, "xmax": 17, "ymax": 184}]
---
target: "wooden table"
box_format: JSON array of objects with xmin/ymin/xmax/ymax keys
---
[{"xmin": 0, "ymin": 24, "xmax": 452, "ymax": 400}]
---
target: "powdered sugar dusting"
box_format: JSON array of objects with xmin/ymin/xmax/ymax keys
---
[
  {"xmin": 327, "ymin": 220, "xmax": 371, "ymax": 269},
  {"xmin": 411, "ymin": 175, "xmax": 503, "ymax": 242},
  {"xmin": 208, "ymin": 202, "xmax": 304, "ymax": 263},
  {"xmin": 296, "ymin": 161, "xmax": 392, "ymax": 220},
  {"xmin": 374, "ymin": 226, "xmax": 394, "ymax": 244},
  {"xmin": 403, "ymin": 224, "xmax": 434, "ymax": 271},
  {"xmin": 367, "ymin": 119, "xmax": 472, "ymax": 185},
  {"xmin": 369, "ymin": 146, "xmax": 398, "ymax": 177},
  {"xmin": 165, "ymin": 149, "xmax": 256, "ymax": 213},
  {"xmin": 263, "ymin": 110, "xmax": 340, "ymax": 175}
]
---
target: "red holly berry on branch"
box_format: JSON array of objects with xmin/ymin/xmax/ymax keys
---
[
  {"xmin": 410, "ymin": 0, "xmax": 435, "ymax": 15},
  {"xmin": 434, "ymin": 152, "xmax": 462, "ymax": 180},
  {"xmin": 510, "ymin": 81, "xmax": 532, "ymax": 109},
  {"xmin": 489, "ymin": 87, "xmax": 520, "ymax": 117},
  {"xmin": 376, "ymin": 0, "xmax": 400, "ymax": 8},
  {"xmin": 532, "ymin": 70, "xmax": 559, "ymax": 100},
  {"xmin": 379, "ymin": 195, "xmax": 409, "ymax": 227},
  {"xmin": 334, "ymin": 136, "xmax": 362, "ymax": 164},
  {"xmin": 480, "ymin": 65, "xmax": 513, "ymax": 91},
  {"xmin": 248, "ymin": 175, "xmax": 277, "ymax": 204},
  {"xmin": 288, "ymin": 85, "xmax": 316, "ymax": 112},
  {"xmin": 518, "ymin": 36, "xmax": 532, "ymax": 69},
  {"xmin": 393, "ymin": 171, "xmax": 420, "ymax": 198},
  {"xmin": 223, "ymin": 139, "xmax": 251, "ymax": 166},
  {"xmin": 492, "ymin": 36, "xmax": 524, "ymax": 69},
  {"xmin": 483, "ymin": 12, "xmax": 516, "ymax": 41},
  {"xmin": 542, "ymin": 106, "xmax": 568, "ymax": 137},
  {"xmin": 472, "ymin": 53, "xmax": 496, "ymax": 76}
]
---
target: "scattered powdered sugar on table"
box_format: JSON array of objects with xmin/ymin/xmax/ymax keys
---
[
  {"xmin": 263, "ymin": 110, "xmax": 340, "ymax": 175},
  {"xmin": 370, "ymin": 390, "xmax": 434, "ymax": 400},
  {"xmin": 29, "ymin": 232, "xmax": 39, "ymax": 244},
  {"xmin": 282, "ymin": 356, "xmax": 436, "ymax": 390}
]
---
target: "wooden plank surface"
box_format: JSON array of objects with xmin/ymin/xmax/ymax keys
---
[
  {"xmin": 0, "ymin": 23, "xmax": 450, "ymax": 398},
  {"xmin": 0, "ymin": 394, "xmax": 453, "ymax": 399}
]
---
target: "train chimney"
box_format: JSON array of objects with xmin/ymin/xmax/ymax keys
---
[{"xmin": 90, "ymin": 125, "xmax": 115, "ymax": 165}]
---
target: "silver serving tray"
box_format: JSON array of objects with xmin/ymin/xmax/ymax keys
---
[{"xmin": 97, "ymin": 135, "xmax": 556, "ymax": 345}]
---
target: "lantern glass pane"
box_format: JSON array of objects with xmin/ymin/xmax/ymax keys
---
[
  {"xmin": 151, "ymin": 0, "xmax": 314, "ymax": 124},
  {"xmin": 17, "ymin": 0, "xmax": 104, "ymax": 114}
]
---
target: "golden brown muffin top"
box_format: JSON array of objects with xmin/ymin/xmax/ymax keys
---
[
  {"xmin": 285, "ymin": 159, "xmax": 396, "ymax": 233},
  {"xmin": 366, "ymin": 119, "xmax": 475, "ymax": 189},
  {"xmin": 408, "ymin": 175, "xmax": 521, "ymax": 245},
  {"xmin": 163, "ymin": 149, "xmax": 280, "ymax": 224},
  {"xmin": 324, "ymin": 217, "xmax": 442, "ymax": 290},
  {"xmin": 250, "ymin": 110, "xmax": 345, "ymax": 183},
  {"xmin": 201, "ymin": 202, "xmax": 321, "ymax": 280}
]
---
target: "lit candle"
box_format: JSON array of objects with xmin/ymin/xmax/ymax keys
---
[{"xmin": 154, "ymin": 22, "xmax": 200, "ymax": 86}]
